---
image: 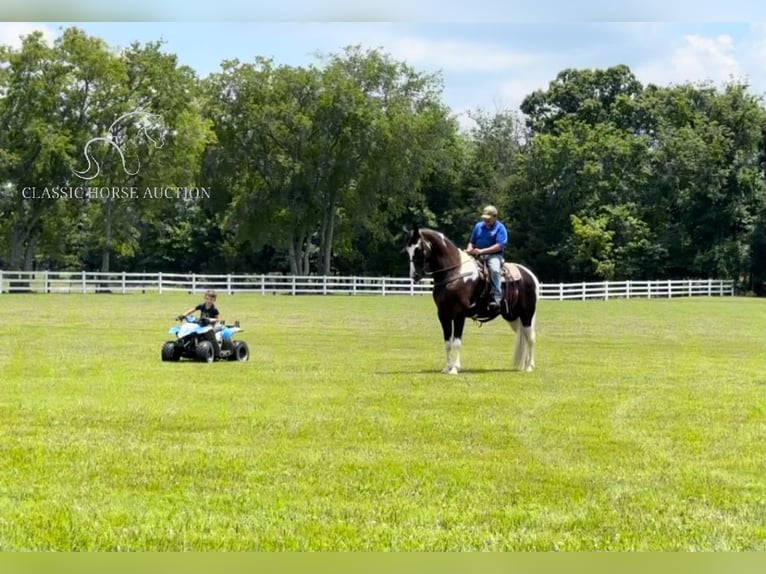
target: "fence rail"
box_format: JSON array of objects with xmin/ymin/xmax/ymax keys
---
[{"xmin": 0, "ymin": 270, "xmax": 735, "ymax": 300}]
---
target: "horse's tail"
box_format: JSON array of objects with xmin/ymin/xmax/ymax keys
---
[
  {"xmin": 511, "ymin": 263, "xmax": 539, "ymax": 371},
  {"xmin": 71, "ymin": 136, "xmax": 140, "ymax": 180},
  {"xmin": 71, "ymin": 139, "xmax": 104, "ymax": 180}
]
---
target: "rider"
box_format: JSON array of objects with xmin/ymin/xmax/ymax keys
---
[
  {"xmin": 177, "ymin": 288, "xmax": 229, "ymax": 359},
  {"xmin": 466, "ymin": 205, "xmax": 508, "ymax": 312}
]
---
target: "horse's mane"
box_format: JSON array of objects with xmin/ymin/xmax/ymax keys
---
[{"xmin": 419, "ymin": 228, "xmax": 461, "ymax": 253}]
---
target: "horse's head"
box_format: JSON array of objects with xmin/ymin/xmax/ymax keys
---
[
  {"xmin": 109, "ymin": 110, "xmax": 167, "ymax": 150},
  {"xmin": 135, "ymin": 112, "xmax": 167, "ymax": 149},
  {"xmin": 404, "ymin": 226, "xmax": 433, "ymax": 282}
]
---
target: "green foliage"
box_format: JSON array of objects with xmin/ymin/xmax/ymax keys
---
[
  {"xmin": 567, "ymin": 212, "xmax": 615, "ymax": 279},
  {"xmin": 2, "ymin": 29, "xmax": 766, "ymax": 284},
  {"xmin": 203, "ymin": 46, "xmax": 456, "ymax": 275}
]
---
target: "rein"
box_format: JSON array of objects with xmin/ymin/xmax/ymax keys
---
[
  {"xmin": 410, "ymin": 258, "xmax": 472, "ymax": 288},
  {"xmin": 424, "ymin": 262, "xmax": 461, "ymax": 277}
]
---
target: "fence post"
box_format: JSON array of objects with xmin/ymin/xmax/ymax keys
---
[
  {"xmin": 353, "ymin": 276, "xmax": 358, "ymax": 296},
  {"xmin": 158, "ymin": 272, "xmax": 163, "ymax": 294},
  {"xmin": 323, "ymin": 275, "xmax": 327, "ymax": 295},
  {"xmin": 291, "ymin": 276, "xmax": 296, "ymax": 296},
  {"xmin": 707, "ymin": 278, "xmax": 712, "ymax": 296},
  {"xmin": 82, "ymin": 270, "xmax": 86, "ymax": 293},
  {"xmin": 648, "ymin": 280, "xmax": 652, "ymax": 299},
  {"xmin": 559, "ymin": 283, "xmax": 563, "ymax": 301},
  {"xmin": 227, "ymin": 274, "xmax": 232, "ymax": 295},
  {"xmin": 43, "ymin": 270, "xmax": 49, "ymax": 293},
  {"xmin": 667, "ymin": 279, "xmax": 671, "ymax": 298},
  {"xmin": 604, "ymin": 280, "xmax": 609, "ymax": 301},
  {"xmin": 260, "ymin": 274, "xmax": 265, "ymax": 295},
  {"xmin": 191, "ymin": 273, "xmax": 196, "ymax": 294},
  {"xmin": 626, "ymin": 280, "xmax": 631, "ymax": 299},
  {"xmin": 382, "ymin": 277, "xmax": 387, "ymax": 296},
  {"xmin": 0, "ymin": 269, "xmax": 3, "ymax": 293}
]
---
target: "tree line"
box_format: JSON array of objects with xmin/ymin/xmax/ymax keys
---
[{"xmin": 2, "ymin": 27, "xmax": 766, "ymax": 291}]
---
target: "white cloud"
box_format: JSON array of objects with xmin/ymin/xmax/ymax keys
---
[
  {"xmin": 0, "ymin": 22, "xmax": 57, "ymax": 50},
  {"xmin": 383, "ymin": 35, "xmax": 538, "ymax": 73},
  {"xmin": 739, "ymin": 23, "xmax": 766, "ymax": 94},
  {"xmin": 674, "ymin": 34, "xmax": 741, "ymax": 81},
  {"xmin": 634, "ymin": 33, "xmax": 745, "ymax": 88},
  {"xmin": 314, "ymin": 24, "xmax": 540, "ymax": 74},
  {"xmin": 308, "ymin": 25, "xmax": 547, "ymax": 116},
  {"xmin": 497, "ymin": 77, "xmax": 552, "ymax": 112}
]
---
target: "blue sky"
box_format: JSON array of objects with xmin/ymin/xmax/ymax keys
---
[{"xmin": 2, "ymin": 16, "xmax": 766, "ymax": 129}]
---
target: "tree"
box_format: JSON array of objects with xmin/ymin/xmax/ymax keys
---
[
  {"xmin": 207, "ymin": 46, "xmax": 456, "ymax": 275},
  {"xmin": 0, "ymin": 31, "xmax": 70, "ymax": 271},
  {"xmin": 57, "ymin": 28, "xmax": 213, "ymax": 272},
  {"xmin": 643, "ymin": 81, "xmax": 766, "ymax": 281},
  {"xmin": 520, "ymin": 65, "xmax": 646, "ymax": 136}
]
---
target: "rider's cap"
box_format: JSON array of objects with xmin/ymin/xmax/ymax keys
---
[{"xmin": 481, "ymin": 205, "xmax": 498, "ymax": 219}]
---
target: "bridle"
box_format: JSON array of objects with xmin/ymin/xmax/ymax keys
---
[
  {"xmin": 407, "ymin": 228, "xmax": 487, "ymax": 290},
  {"xmin": 409, "ymin": 257, "xmax": 462, "ymax": 277},
  {"xmin": 409, "ymin": 249, "xmax": 471, "ymax": 288}
]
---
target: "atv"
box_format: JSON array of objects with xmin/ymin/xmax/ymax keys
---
[{"xmin": 161, "ymin": 315, "xmax": 249, "ymax": 363}]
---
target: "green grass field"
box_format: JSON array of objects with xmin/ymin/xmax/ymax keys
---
[{"xmin": 1, "ymin": 293, "xmax": 765, "ymax": 551}]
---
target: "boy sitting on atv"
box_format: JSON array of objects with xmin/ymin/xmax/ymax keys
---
[{"xmin": 177, "ymin": 289, "xmax": 232, "ymax": 359}]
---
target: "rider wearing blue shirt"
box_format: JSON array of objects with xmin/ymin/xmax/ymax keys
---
[{"xmin": 466, "ymin": 205, "xmax": 508, "ymax": 312}]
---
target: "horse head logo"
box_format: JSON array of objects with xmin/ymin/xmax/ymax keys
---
[{"xmin": 71, "ymin": 109, "xmax": 167, "ymax": 180}]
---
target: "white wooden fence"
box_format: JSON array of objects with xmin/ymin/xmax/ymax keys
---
[{"xmin": 0, "ymin": 270, "xmax": 735, "ymax": 300}]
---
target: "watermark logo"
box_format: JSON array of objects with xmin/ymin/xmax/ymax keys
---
[{"xmin": 71, "ymin": 109, "xmax": 167, "ymax": 180}]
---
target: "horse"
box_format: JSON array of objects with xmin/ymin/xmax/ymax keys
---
[
  {"xmin": 71, "ymin": 109, "xmax": 166, "ymax": 181},
  {"xmin": 404, "ymin": 226, "xmax": 539, "ymax": 374}
]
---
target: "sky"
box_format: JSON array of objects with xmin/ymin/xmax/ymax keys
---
[{"xmin": 2, "ymin": 4, "xmax": 766, "ymax": 130}]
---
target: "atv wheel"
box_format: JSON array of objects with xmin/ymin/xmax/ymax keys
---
[
  {"xmin": 195, "ymin": 340, "xmax": 215, "ymax": 363},
  {"xmin": 230, "ymin": 340, "xmax": 249, "ymax": 362},
  {"xmin": 161, "ymin": 341, "xmax": 181, "ymax": 362}
]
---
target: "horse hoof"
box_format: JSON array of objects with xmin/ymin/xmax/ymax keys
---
[{"xmin": 448, "ymin": 367, "xmax": 459, "ymax": 375}]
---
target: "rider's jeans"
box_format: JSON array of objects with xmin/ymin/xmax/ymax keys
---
[{"xmin": 486, "ymin": 254, "xmax": 503, "ymax": 303}]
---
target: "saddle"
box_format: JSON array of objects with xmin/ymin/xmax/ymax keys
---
[{"xmin": 475, "ymin": 257, "xmax": 522, "ymax": 318}]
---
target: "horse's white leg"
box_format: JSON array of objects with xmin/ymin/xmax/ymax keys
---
[
  {"xmin": 449, "ymin": 338, "xmax": 462, "ymax": 375},
  {"xmin": 511, "ymin": 317, "xmax": 536, "ymax": 372},
  {"xmin": 525, "ymin": 315, "xmax": 537, "ymax": 370},
  {"xmin": 442, "ymin": 339, "xmax": 454, "ymax": 373},
  {"xmin": 442, "ymin": 338, "xmax": 461, "ymax": 375},
  {"xmin": 521, "ymin": 324, "xmax": 536, "ymax": 371}
]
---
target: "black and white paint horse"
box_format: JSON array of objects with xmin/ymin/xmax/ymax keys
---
[{"xmin": 405, "ymin": 226, "xmax": 539, "ymax": 374}]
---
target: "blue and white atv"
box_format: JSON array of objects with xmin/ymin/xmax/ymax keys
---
[{"xmin": 161, "ymin": 315, "xmax": 249, "ymax": 363}]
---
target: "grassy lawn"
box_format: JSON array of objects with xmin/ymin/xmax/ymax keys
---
[{"xmin": 1, "ymin": 293, "xmax": 765, "ymax": 550}]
